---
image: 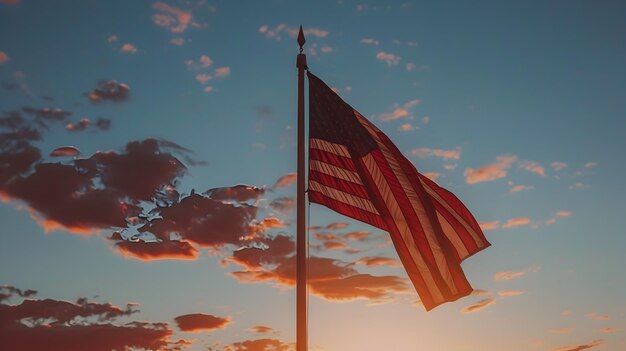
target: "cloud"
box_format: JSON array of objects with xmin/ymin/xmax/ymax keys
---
[
  {"xmin": 510, "ymin": 184, "xmax": 534, "ymax": 193},
  {"xmin": 174, "ymin": 313, "xmax": 230, "ymax": 332},
  {"xmin": 0, "ymin": 285, "xmax": 37, "ymax": 302},
  {"xmin": 326, "ymin": 222, "xmax": 349, "ymax": 230},
  {"xmin": 355, "ymin": 256, "xmax": 401, "ymax": 267},
  {"xmin": 551, "ymin": 340, "xmax": 604, "ymax": 351},
  {"xmin": 222, "ymin": 338, "xmax": 291, "ymax": 351},
  {"xmin": 152, "ymin": 1, "xmax": 192, "ymax": 33},
  {"xmin": 519, "ymin": 160, "xmax": 546, "ymax": 176},
  {"xmin": 205, "ymin": 185, "xmax": 265, "ymax": 203},
  {"xmin": 585, "ymin": 312, "xmax": 610, "ymax": 321},
  {"xmin": 65, "ymin": 118, "xmax": 112, "ymax": 133},
  {"xmin": 249, "ymin": 325, "xmax": 275, "ymax": 334},
  {"xmin": 107, "ymin": 35, "xmax": 118, "ymax": 43},
  {"xmin": 121, "ymin": 43, "xmax": 137, "ymax": 54},
  {"xmin": 0, "ymin": 51, "xmax": 8, "ymax": 64},
  {"xmin": 378, "ymin": 99, "xmax": 420, "ymax": 121},
  {"xmin": 360, "ymin": 38, "xmax": 379, "ymax": 45},
  {"xmin": 471, "ymin": 289, "xmax": 491, "ymax": 296},
  {"xmin": 398, "ymin": 123, "xmax": 417, "ymax": 131},
  {"xmin": 497, "ymin": 290, "xmax": 525, "ymax": 297},
  {"xmin": 461, "ymin": 298, "xmax": 496, "ymax": 313},
  {"xmin": 501, "ymin": 217, "xmax": 530, "ymax": 229},
  {"xmin": 464, "ymin": 155, "xmax": 518, "ymax": 184},
  {"xmin": 50, "ymin": 146, "xmax": 80, "ymax": 157},
  {"xmin": 22, "ymin": 107, "xmax": 72, "ymax": 121},
  {"xmin": 493, "ymin": 271, "xmax": 525, "ymax": 281},
  {"xmin": 409, "ymin": 147, "xmax": 461, "ymax": 160},
  {"xmin": 595, "ymin": 327, "xmax": 619, "ymax": 333},
  {"xmin": 344, "ymin": 230, "xmax": 370, "ymax": 241},
  {"xmin": 422, "ymin": 172, "xmax": 440, "ymax": 181},
  {"xmin": 479, "ymin": 221, "xmax": 499, "ymax": 231},
  {"xmin": 170, "ymin": 37, "xmax": 186, "ymax": 46},
  {"xmin": 375, "ymin": 51, "xmax": 401, "ymax": 66},
  {"xmin": 87, "ymin": 80, "xmax": 130, "ymax": 103},
  {"xmin": 273, "ymin": 172, "xmax": 296, "ymax": 189},
  {"xmin": 269, "ymin": 196, "xmax": 295, "ymax": 213},
  {"xmin": 0, "ymin": 287, "xmax": 187, "ymax": 351},
  {"xmin": 551, "ymin": 161, "xmax": 568, "ymax": 171},
  {"xmin": 1, "ymin": 139, "xmax": 186, "ymax": 234},
  {"xmin": 556, "ymin": 211, "xmax": 572, "ymax": 217},
  {"xmin": 259, "ymin": 24, "xmax": 328, "ymax": 40},
  {"xmin": 584, "ymin": 162, "xmax": 597, "ymax": 169},
  {"xmin": 214, "ymin": 66, "xmax": 231, "ymax": 77},
  {"xmin": 406, "ymin": 63, "xmax": 416, "ymax": 71},
  {"xmin": 115, "ymin": 240, "xmax": 200, "ymax": 261},
  {"xmin": 551, "ymin": 327, "xmax": 573, "ymax": 334}
]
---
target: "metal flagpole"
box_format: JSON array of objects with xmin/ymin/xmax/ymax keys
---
[{"xmin": 296, "ymin": 26, "xmax": 308, "ymax": 351}]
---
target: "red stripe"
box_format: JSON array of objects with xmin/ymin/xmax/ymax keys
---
[
  {"xmin": 308, "ymin": 191, "xmax": 387, "ymax": 231},
  {"xmin": 309, "ymin": 170, "xmax": 369, "ymax": 199},
  {"xmin": 309, "ymin": 148, "xmax": 357, "ymax": 172},
  {"xmin": 351, "ymin": 157, "xmax": 438, "ymax": 309}
]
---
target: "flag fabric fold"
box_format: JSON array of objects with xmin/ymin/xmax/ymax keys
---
[{"xmin": 307, "ymin": 71, "xmax": 490, "ymax": 311}]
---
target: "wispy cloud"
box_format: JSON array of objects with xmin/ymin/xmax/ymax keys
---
[
  {"xmin": 551, "ymin": 339, "xmax": 604, "ymax": 351},
  {"xmin": 497, "ymin": 290, "xmax": 525, "ymax": 297},
  {"xmin": 464, "ymin": 155, "xmax": 518, "ymax": 184},
  {"xmin": 501, "ymin": 217, "xmax": 530, "ymax": 229},
  {"xmin": 259, "ymin": 24, "xmax": 328, "ymax": 40},
  {"xmin": 409, "ymin": 147, "xmax": 461, "ymax": 160},
  {"xmin": 585, "ymin": 312, "xmax": 610, "ymax": 321},
  {"xmin": 479, "ymin": 221, "xmax": 499, "ymax": 231},
  {"xmin": 360, "ymin": 38, "xmax": 379, "ymax": 45},
  {"xmin": 120, "ymin": 43, "xmax": 137, "ymax": 54},
  {"xmin": 398, "ymin": 123, "xmax": 417, "ymax": 132},
  {"xmin": 551, "ymin": 161, "xmax": 568, "ymax": 171},
  {"xmin": 584, "ymin": 162, "xmax": 598, "ymax": 169},
  {"xmin": 493, "ymin": 271, "xmax": 525, "ymax": 281},
  {"xmin": 461, "ymin": 298, "xmax": 496, "ymax": 313},
  {"xmin": 376, "ymin": 51, "xmax": 401, "ymax": 66},
  {"xmin": 152, "ymin": 1, "xmax": 192, "ymax": 33},
  {"xmin": 273, "ymin": 172, "xmax": 296, "ymax": 189},
  {"xmin": 594, "ymin": 327, "xmax": 620, "ymax": 333},
  {"xmin": 377, "ymin": 99, "xmax": 420, "ymax": 121},
  {"xmin": 519, "ymin": 160, "xmax": 546, "ymax": 176},
  {"xmin": 509, "ymin": 184, "xmax": 534, "ymax": 193},
  {"xmin": 551, "ymin": 327, "xmax": 573, "ymax": 334}
]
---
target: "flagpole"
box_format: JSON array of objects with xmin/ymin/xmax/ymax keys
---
[{"xmin": 296, "ymin": 26, "xmax": 308, "ymax": 351}]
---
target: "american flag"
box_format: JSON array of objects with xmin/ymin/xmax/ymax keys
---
[{"xmin": 307, "ymin": 72, "xmax": 491, "ymax": 311}]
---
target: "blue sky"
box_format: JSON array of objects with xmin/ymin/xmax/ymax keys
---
[{"xmin": 1, "ymin": 1, "xmax": 625, "ymax": 350}]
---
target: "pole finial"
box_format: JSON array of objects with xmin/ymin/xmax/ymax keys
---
[{"xmin": 297, "ymin": 25, "xmax": 306, "ymax": 53}]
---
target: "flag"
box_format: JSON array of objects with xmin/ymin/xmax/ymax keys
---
[{"xmin": 307, "ymin": 72, "xmax": 490, "ymax": 311}]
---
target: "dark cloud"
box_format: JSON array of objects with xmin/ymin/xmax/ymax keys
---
[
  {"xmin": 87, "ymin": 80, "xmax": 130, "ymax": 103},
  {"xmin": 174, "ymin": 313, "xmax": 230, "ymax": 332},
  {"xmin": 220, "ymin": 338, "xmax": 291, "ymax": 351},
  {"xmin": 249, "ymin": 325, "xmax": 274, "ymax": 334},
  {"xmin": 1, "ymin": 138, "xmax": 186, "ymax": 233},
  {"xmin": 0, "ymin": 285, "xmax": 37, "ymax": 302},
  {"xmin": 205, "ymin": 185, "xmax": 265, "ymax": 203},
  {"xmin": 0, "ymin": 288, "xmax": 189, "ymax": 351},
  {"xmin": 115, "ymin": 240, "xmax": 200, "ymax": 261},
  {"xmin": 461, "ymin": 298, "xmax": 496, "ymax": 313},
  {"xmin": 65, "ymin": 118, "xmax": 90, "ymax": 132},
  {"xmin": 551, "ymin": 340, "xmax": 604, "ymax": 351},
  {"xmin": 95, "ymin": 118, "xmax": 111, "ymax": 131},
  {"xmin": 22, "ymin": 106, "xmax": 72, "ymax": 121},
  {"xmin": 269, "ymin": 196, "xmax": 295, "ymax": 213}
]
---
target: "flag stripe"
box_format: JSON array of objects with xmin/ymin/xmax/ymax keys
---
[
  {"xmin": 309, "ymin": 148, "xmax": 358, "ymax": 172},
  {"xmin": 309, "ymin": 170, "xmax": 370, "ymax": 199},
  {"xmin": 308, "ymin": 191, "xmax": 387, "ymax": 231},
  {"xmin": 360, "ymin": 152, "xmax": 447, "ymax": 304},
  {"xmin": 310, "ymin": 138, "xmax": 351, "ymax": 158},
  {"xmin": 308, "ymin": 180, "xmax": 379, "ymax": 215},
  {"xmin": 309, "ymin": 160, "xmax": 363, "ymax": 185}
]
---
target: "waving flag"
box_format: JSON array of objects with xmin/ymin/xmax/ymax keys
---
[{"xmin": 307, "ymin": 72, "xmax": 490, "ymax": 310}]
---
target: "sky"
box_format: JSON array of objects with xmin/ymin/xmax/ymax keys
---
[{"xmin": 1, "ymin": 0, "xmax": 625, "ymax": 350}]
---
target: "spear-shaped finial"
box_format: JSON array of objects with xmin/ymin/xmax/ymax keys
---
[{"xmin": 297, "ymin": 25, "xmax": 306, "ymax": 53}]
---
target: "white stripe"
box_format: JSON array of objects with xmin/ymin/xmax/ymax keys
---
[
  {"xmin": 419, "ymin": 178, "xmax": 486, "ymax": 250},
  {"xmin": 310, "ymin": 138, "xmax": 351, "ymax": 158},
  {"xmin": 375, "ymin": 142, "xmax": 458, "ymax": 295},
  {"xmin": 308, "ymin": 180, "xmax": 379, "ymax": 215},
  {"xmin": 309, "ymin": 160, "xmax": 363, "ymax": 185},
  {"xmin": 362, "ymin": 153, "xmax": 445, "ymax": 303}
]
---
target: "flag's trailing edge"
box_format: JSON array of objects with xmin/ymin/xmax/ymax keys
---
[{"xmin": 307, "ymin": 71, "xmax": 491, "ymax": 311}]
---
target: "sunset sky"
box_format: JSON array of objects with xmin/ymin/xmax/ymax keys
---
[{"xmin": 1, "ymin": 1, "xmax": 626, "ymax": 350}]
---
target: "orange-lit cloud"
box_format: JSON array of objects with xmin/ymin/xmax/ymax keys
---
[
  {"xmin": 551, "ymin": 339, "xmax": 604, "ymax": 351},
  {"xmin": 510, "ymin": 184, "xmax": 534, "ymax": 193},
  {"xmin": 410, "ymin": 147, "xmax": 461, "ymax": 160},
  {"xmin": 269, "ymin": 196, "xmax": 295, "ymax": 213},
  {"xmin": 398, "ymin": 123, "xmax": 417, "ymax": 131},
  {"xmin": 174, "ymin": 313, "xmax": 231, "ymax": 332},
  {"xmin": 464, "ymin": 155, "xmax": 518, "ymax": 184},
  {"xmin": 152, "ymin": 1, "xmax": 192, "ymax": 33},
  {"xmin": 0, "ymin": 51, "xmax": 9, "ymax": 64},
  {"xmin": 223, "ymin": 338, "xmax": 291, "ymax": 351},
  {"xmin": 273, "ymin": 172, "xmax": 296, "ymax": 188},
  {"xmin": 50, "ymin": 146, "xmax": 80, "ymax": 157},
  {"xmin": 502, "ymin": 217, "xmax": 530, "ymax": 229},
  {"xmin": 87, "ymin": 80, "xmax": 130, "ymax": 103},
  {"xmin": 422, "ymin": 172, "xmax": 441, "ymax": 181},
  {"xmin": 248, "ymin": 325, "xmax": 275, "ymax": 334},
  {"xmin": 356, "ymin": 256, "xmax": 401, "ymax": 267},
  {"xmin": 585, "ymin": 312, "xmax": 610, "ymax": 321},
  {"xmin": 479, "ymin": 221, "xmax": 499, "ymax": 231},
  {"xmin": 497, "ymin": 290, "xmax": 525, "ymax": 297},
  {"xmin": 121, "ymin": 43, "xmax": 137, "ymax": 54},
  {"xmin": 360, "ymin": 38, "xmax": 379, "ymax": 45},
  {"xmin": 115, "ymin": 240, "xmax": 200, "ymax": 261},
  {"xmin": 378, "ymin": 99, "xmax": 419, "ymax": 121},
  {"xmin": 594, "ymin": 327, "xmax": 619, "ymax": 333},
  {"xmin": 376, "ymin": 51, "xmax": 401, "ymax": 66},
  {"xmin": 519, "ymin": 160, "xmax": 546, "ymax": 176},
  {"xmin": 493, "ymin": 271, "xmax": 525, "ymax": 281},
  {"xmin": 461, "ymin": 298, "xmax": 496, "ymax": 313},
  {"xmin": 471, "ymin": 289, "xmax": 491, "ymax": 296},
  {"xmin": 344, "ymin": 230, "xmax": 369, "ymax": 241},
  {"xmin": 325, "ymin": 222, "xmax": 349, "ymax": 230},
  {"xmin": 556, "ymin": 210, "xmax": 572, "ymax": 217}
]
